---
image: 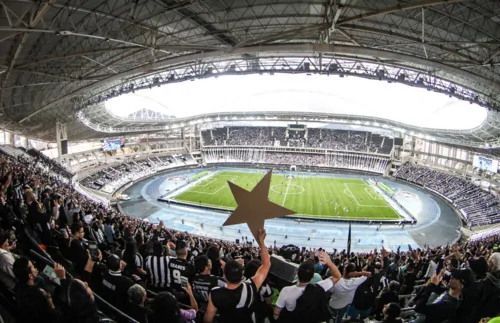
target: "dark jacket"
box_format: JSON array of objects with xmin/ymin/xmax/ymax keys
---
[
  {"xmin": 69, "ymin": 238, "xmax": 88, "ymax": 274},
  {"xmin": 15, "ymin": 284, "xmax": 62, "ymax": 323},
  {"xmin": 454, "ymin": 280, "xmax": 482, "ymax": 323},
  {"xmin": 414, "ymin": 284, "xmax": 459, "ymax": 323},
  {"xmin": 475, "ymin": 270, "xmax": 500, "ymax": 320}
]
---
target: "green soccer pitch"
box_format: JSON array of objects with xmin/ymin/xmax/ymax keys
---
[{"xmin": 171, "ymin": 171, "xmax": 402, "ymax": 221}]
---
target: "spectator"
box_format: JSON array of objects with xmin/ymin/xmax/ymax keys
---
[
  {"xmin": 0, "ymin": 229, "xmax": 17, "ymax": 290},
  {"xmin": 473, "ymin": 252, "xmax": 500, "ymax": 321},
  {"xmin": 69, "ymin": 222, "xmax": 88, "ymax": 274},
  {"xmin": 122, "ymin": 237, "xmax": 146, "ymax": 279},
  {"xmin": 274, "ymin": 252, "xmax": 341, "ymax": 322},
  {"xmin": 103, "ymin": 219, "xmax": 115, "ymax": 244},
  {"xmin": 244, "ymin": 259, "xmax": 272, "ymax": 323},
  {"xmin": 206, "ymin": 245, "xmax": 222, "ymax": 276},
  {"xmin": 204, "ymin": 229, "xmax": 270, "ymax": 323},
  {"xmin": 329, "ymin": 262, "xmax": 372, "ymax": 322},
  {"xmin": 98, "ymin": 254, "xmax": 135, "ymax": 312},
  {"xmin": 66, "ymin": 278, "xmax": 110, "ymax": 323},
  {"xmin": 414, "ymin": 269, "xmax": 473, "ymax": 323},
  {"xmin": 373, "ymin": 281, "xmax": 400, "ymax": 319},
  {"xmin": 348, "ymin": 266, "xmax": 377, "ymax": 321},
  {"xmin": 127, "ymin": 284, "xmax": 152, "ymax": 323},
  {"xmin": 145, "ymin": 241, "xmax": 170, "ymax": 291},
  {"xmin": 380, "ymin": 302, "xmax": 403, "ymax": 323},
  {"xmin": 151, "ymin": 288, "xmax": 197, "ymax": 323},
  {"xmin": 168, "ymin": 241, "xmax": 196, "ymax": 295},
  {"xmin": 12, "ymin": 258, "xmax": 63, "ymax": 323},
  {"xmin": 192, "ymin": 255, "xmax": 225, "ymax": 311}
]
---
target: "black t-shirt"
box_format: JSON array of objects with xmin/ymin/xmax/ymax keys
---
[
  {"xmin": 70, "ymin": 238, "xmax": 89, "ymax": 274},
  {"xmin": 167, "ymin": 257, "xmax": 196, "ymax": 292},
  {"xmin": 192, "ymin": 274, "xmax": 226, "ymax": 306},
  {"xmin": 211, "ymin": 279, "xmax": 258, "ymax": 323},
  {"xmin": 98, "ymin": 271, "xmax": 135, "ymax": 311}
]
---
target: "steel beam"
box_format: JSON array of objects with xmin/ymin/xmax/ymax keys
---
[
  {"xmin": 17, "ymin": 43, "xmax": 500, "ymax": 124},
  {"xmin": 337, "ymin": 0, "xmax": 467, "ymax": 25}
]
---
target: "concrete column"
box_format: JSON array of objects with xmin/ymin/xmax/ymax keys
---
[{"xmin": 56, "ymin": 122, "xmax": 68, "ymax": 161}]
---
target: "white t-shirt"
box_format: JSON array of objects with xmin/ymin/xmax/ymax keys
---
[
  {"xmin": 329, "ymin": 276, "xmax": 367, "ymax": 309},
  {"xmin": 276, "ymin": 278, "xmax": 334, "ymax": 311}
]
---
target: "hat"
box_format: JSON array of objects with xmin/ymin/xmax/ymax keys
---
[
  {"xmin": 468, "ymin": 257, "xmax": 488, "ymax": 279},
  {"xmin": 451, "ymin": 268, "xmax": 475, "ymax": 287},
  {"xmin": 22, "ymin": 184, "xmax": 31, "ymax": 190}
]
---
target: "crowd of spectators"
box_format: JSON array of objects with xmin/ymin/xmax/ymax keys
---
[
  {"xmin": 201, "ymin": 127, "xmax": 394, "ymax": 155},
  {"xmin": 396, "ymin": 163, "xmax": 500, "ymax": 226},
  {"xmin": 204, "ymin": 150, "xmax": 390, "ymax": 173},
  {"xmin": 0, "ymin": 148, "xmax": 499, "ymax": 323},
  {"xmin": 80, "ymin": 154, "xmax": 196, "ymax": 193}
]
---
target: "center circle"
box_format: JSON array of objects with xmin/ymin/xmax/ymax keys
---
[{"xmin": 270, "ymin": 184, "xmax": 305, "ymax": 195}]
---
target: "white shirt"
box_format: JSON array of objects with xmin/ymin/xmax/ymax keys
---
[
  {"xmin": 276, "ymin": 278, "xmax": 334, "ymax": 311},
  {"xmin": 0, "ymin": 248, "xmax": 16, "ymax": 290},
  {"xmin": 329, "ymin": 276, "xmax": 367, "ymax": 309}
]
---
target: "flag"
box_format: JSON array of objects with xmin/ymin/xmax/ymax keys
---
[{"xmin": 347, "ymin": 222, "xmax": 352, "ymax": 255}]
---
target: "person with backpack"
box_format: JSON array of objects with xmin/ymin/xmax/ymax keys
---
[
  {"xmin": 347, "ymin": 266, "xmax": 377, "ymax": 321},
  {"xmin": 273, "ymin": 251, "xmax": 341, "ymax": 323}
]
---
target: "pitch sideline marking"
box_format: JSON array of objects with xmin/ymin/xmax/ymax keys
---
[
  {"xmin": 364, "ymin": 187, "xmax": 379, "ymax": 200},
  {"xmin": 282, "ymin": 177, "xmax": 292, "ymax": 207}
]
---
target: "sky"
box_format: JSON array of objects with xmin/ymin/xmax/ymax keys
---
[{"xmin": 105, "ymin": 74, "xmax": 487, "ymax": 130}]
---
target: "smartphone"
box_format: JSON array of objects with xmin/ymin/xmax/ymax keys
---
[
  {"xmin": 43, "ymin": 265, "xmax": 60, "ymax": 285},
  {"xmin": 180, "ymin": 276, "xmax": 188, "ymax": 288},
  {"xmin": 88, "ymin": 241, "xmax": 99, "ymax": 261}
]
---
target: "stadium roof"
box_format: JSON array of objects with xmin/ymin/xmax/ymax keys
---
[
  {"xmin": 106, "ymin": 75, "xmax": 488, "ymax": 130},
  {"xmin": 1, "ymin": 0, "xmax": 500, "ymax": 143}
]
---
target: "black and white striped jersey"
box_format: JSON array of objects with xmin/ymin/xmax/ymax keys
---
[{"xmin": 210, "ymin": 279, "xmax": 258, "ymax": 323}]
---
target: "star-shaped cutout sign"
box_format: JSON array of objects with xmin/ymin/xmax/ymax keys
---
[{"xmin": 223, "ymin": 169, "xmax": 296, "ymax": 241}]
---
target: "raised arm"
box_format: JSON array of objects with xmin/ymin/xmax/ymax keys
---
[
  {"xmin": 251, "ymin": 229, "xmax": 270, "ymax": 290},
  {"xmin": 319, "ymin": 251, "xmax": 341, "ymax": 284}
]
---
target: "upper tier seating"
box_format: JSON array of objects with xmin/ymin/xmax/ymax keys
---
[{"xmin": 201, "ymin": 126, "xmax": 394, "ymax": 154}]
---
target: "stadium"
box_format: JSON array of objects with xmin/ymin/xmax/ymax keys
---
[{"xmin": 0, "ymin": 1, "xmax": 499, "ymax": 323}]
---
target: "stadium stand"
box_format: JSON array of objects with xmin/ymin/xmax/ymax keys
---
[
  {"xmin": 396, "ymin": 163, "xmax": 500, "ymax": 226},
  {"xmin": 201, "ymin": 127, "xmax": 394, "ymax": 155},
  {"xmin": 0, "ymin": 146, "xmax": 498, "ymax": 323},
  {"xmin": 80, "ymin": 154, "xmax": 196, "ymax": 193},
  {"xmin": 204, "ymin": 149, "xmax": 390, "ymax": 173}
]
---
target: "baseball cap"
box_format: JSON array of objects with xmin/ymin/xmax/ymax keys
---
[{"xmin": 451, "ymin": 268, "xmax": 474, "ymax": 287}]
